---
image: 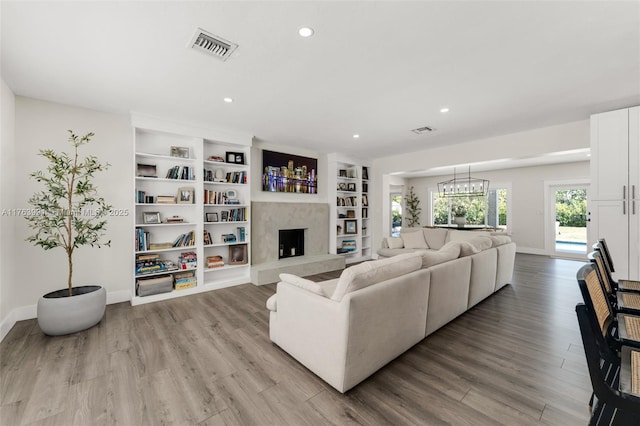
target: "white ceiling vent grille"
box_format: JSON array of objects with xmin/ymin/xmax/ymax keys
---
[
  {"xmin": 189, "ymin": 28, "xmax": 238, "ymax": 61},
  {"xmin": 411, "ymin": 126, "xmax": 435, "ymax": 134}
]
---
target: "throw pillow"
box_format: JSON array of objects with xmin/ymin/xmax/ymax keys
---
[
  {"xmin": 401, "ymin": 231, "xmax": 429, "ymax": 249},
  {"xmin": 331, "ymin": 253, "xmax": 423, "ymax": 301},
  {"xmin": 279, "ymin": 273, "xmax": 327, "ymax": 297},
  {"xmin": 420, "ymin": 241, "xmax": 461, "ymax": 268},
  {"xmin": 423, "ymin": 228, "xmax": 448, "ymax": 249},
  {"xmin": 387, "ymin": 237, "xmax": 405, "ymax": 249}
]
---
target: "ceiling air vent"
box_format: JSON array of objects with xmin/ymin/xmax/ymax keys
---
[
  {"xmin": 411, "ymin": 126, "xmax": 435, "ymax": 134},
  {"xmin": 189, "ymin": 28, "xmax": 238, "ymax": 61}
]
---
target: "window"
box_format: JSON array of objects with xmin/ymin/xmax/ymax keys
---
[
  {"xmin": 431, "ymin": 187, "xmax": 508, "ymax": 230},
  {"xmin": 391, "ymin": 193, "xmax": 403, "ymax": 236}
]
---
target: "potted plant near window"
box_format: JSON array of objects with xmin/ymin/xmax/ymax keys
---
[
  {"xmin": 25, "ymin": 130, "xmax": 111, "ymax": 336},
  {"xmin": 452, "ymin": 203, "xmax": 467, "ymax": 228}
]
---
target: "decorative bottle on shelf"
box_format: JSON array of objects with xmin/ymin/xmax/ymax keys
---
[{"xmin": 280, "ymin": 244, "xmax": 284, "ymax": 257}]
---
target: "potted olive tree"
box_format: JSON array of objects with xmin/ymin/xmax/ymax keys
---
[{"xmin": 25, "ymin": 130, "xmax": 111, "ymax": 335}]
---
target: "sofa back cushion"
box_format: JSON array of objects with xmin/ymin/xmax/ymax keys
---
[
  {"xmin": 400, "ymin": 230, "xmax": 428, "ymax": 249},
  {"xmin": 331, "ymin": 253, "xmax": 423, "ymax": 301},
  {"xmin": 459, "ymin": 236, "xmax": 493, "ymax": 256},
  {"xmin": 423, "ymin": 228, "xmax": 449, "ymax": 250},
  {"xmin": 279, "ymin": 273, "xmax": 328, "ymax": 297},
  {"xmin": 490, "ymin": 235, "xmax": 512, "ymax": 247},
  {"xmin": 386, "ymin": 236, "xmax": 405, "ymax": 249},
  {"xmin": 447, "ymin": 230, "xmax": 492, "ymax": 243},
  {"xmin": 420, "ymin": 241, "xmax": 461, "ymax": 268}
]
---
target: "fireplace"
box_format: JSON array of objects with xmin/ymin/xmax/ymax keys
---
[{"xmin": 279, "ymin": 228, "xmax": 305, "ymax": 259}]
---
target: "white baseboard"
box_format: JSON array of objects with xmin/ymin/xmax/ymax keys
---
[
  {"xmin": 0, "ymin": 289, "xmax": 132, "ymax": 342},
  {"xmin": 515, "ymin": 246, "xmax": 548, "ymax": 256}
]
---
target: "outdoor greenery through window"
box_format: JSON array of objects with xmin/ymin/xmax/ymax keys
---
[{"xmin": 432, "ymin": 188, "xmax": 508, "ymax": 229}]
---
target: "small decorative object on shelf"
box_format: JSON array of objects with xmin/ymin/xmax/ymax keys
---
[{"xmin": 208, "ymin": 155, "xmax": 225, "ymax": 162}]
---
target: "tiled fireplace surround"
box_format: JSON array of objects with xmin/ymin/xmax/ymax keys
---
[{"xmin": 250, "ymin": 202, "xmax": 345, "ymax": 284}]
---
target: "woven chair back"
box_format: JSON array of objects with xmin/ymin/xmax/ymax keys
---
[
  {"xmin": 592, "ymin": 250, "xmax": 614, "ymax": 295},
  {"xmin": 585, "ymin": 267, "xmax": 612, "ymax": 336}
]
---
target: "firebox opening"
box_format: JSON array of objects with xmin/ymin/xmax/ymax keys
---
[{"xmin": 279, "ymin": 228, "xmax": 305, "ymax": 259}]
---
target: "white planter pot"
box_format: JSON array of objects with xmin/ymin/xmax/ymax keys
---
[
  {"xmin": 453, "ymin": 216, "xmax": 467, "ymax": 228},
  {"xmin": 37, "ymin": 285, "xmax": 106, "ymax": 336}
]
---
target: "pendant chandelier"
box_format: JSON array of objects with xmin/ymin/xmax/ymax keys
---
[{"xmin": 437, "ymin": 166, "xmax": 489, "ymax": 197}]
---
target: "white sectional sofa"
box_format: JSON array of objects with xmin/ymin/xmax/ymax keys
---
[{"xmin": 266, "ymin": 227, "xmax": 516, "ymax": 393}]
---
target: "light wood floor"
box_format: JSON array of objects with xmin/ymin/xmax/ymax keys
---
[{"xmin": 1, "ymin": 254, "xmax": 592, "ymax": 425}]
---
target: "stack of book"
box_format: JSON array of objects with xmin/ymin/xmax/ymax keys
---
[
  {"xmin": 173, "ymin": 270, "xmax": 196, "ymax": 290},
  {"xmin": 165, "ymin": 216, "xmax": 184, "ymax": 223},
  {"xmin": 156, "ymin": 195, "xmax": 176, "ymax": 204},
  {"xmin": 206, "ymin": 255, "xmax": 224, "ymax": 269},
  {"xmin": 166, "ymin": 165, "xmax": 194, "ymax": 180},
  {"xmin": 178, "ymin": 251, "xmax": 197, "ymax": 270},
  {"xmin": 203, "ymin": 230, "xmax": 212, "ymax": 245},
  {"xmin": 173, "ymin": 230, "xmax": 195, "ymax": 247},
  {"xmin": 135, "ymin": 227, "xmax": 150, "ymax": 251},
  {"xmin": 341, "ymin": 240, "xmax": 357, "ymax": 252},
  {"xmin": 135, "ymin": 253, "xmax": 178, "ymax": 276}
]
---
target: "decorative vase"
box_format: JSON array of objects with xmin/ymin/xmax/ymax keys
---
[
  {"xmin": 37, "ymin": 285, "xmax": 106, "ymax": 336},
  {"xmin": 453, "ymin": 216, "xmax": 466, "ymax": 228}
]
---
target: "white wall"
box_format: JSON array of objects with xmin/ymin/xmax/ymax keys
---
[
  {"xmin": 1, "ymin": 97, "xmax": 132, "ymax": 337},
  {"xmin": 371, "ymin": 120, "xmax": 590, "ymax": 255},
  {"xmin": 407, "ymin": 161, "xmax": 590, "ymax": 254},
  {"xmin": 1, "ymin": 78, "xmax": 17, "ymax": 339}
]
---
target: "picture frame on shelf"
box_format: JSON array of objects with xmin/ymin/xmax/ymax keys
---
[
  {"xmin": 347, "ymin": 183, "xmax": 356, "ymax": 192},
  {"xmin": 177, "ymin": 187, "xmax": 195, "ymax": 204},
  {"xmin": 345, "ymin": 219, "xmax": 357, "ymax": 234},
  {"xmin": 229, "ymin": 244, "xmax": 248, "ymax": 265},
  {"xmin": 136, "ymin": 163, "xmax": 157, "ymax": 178},
  {"xmin": 339, "ymin": 169, "xmax": 347, "ymax": 177},
  {"xmin": 226, "ymin": 151, "xmax": 245, "ymax": 164},
  {"xmin": 221, "ymin": 211, "xmax": 229, "ymax": 222},
  {"xmin": 338, "ymin": 183, "xmax": 347, "ymax": 191},
  {"xmin": 143, "ymin": 211, "xmax": 161, "ymax": 224},
  {"xmin": 170, "ymin": 146, "xmax": 190, "ymax": 158},
  {"xmin": 206, "ymin": 212, "xmax": 218, "ymax": 222}
]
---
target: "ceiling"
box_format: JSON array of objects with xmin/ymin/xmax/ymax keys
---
[{"xmin": 2, "ymin": 1, "xmax": 639, "ymax": 162}]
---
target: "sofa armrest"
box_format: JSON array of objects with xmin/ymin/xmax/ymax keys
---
[{"xmin": 269, "ymin": 281, "xmax": 349, "ymax": 389}]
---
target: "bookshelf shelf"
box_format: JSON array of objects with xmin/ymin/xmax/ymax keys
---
[
  {"xmin": 132, "ymin": 114, "xmax": 251, "ymax": 306},
  {"xmin": 329, "ymin": 155, "xmax": 372, "ymax": 264}
]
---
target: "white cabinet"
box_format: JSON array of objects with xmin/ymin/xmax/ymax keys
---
[
  {"xmin": 328, "ymin": 154, "xmax": 372, "ymax": 264},
  {"xmin": 132, "ymin": 115, "xmax": 252, "ymax": 305},
  {"xmin": 589, "ymin": 106, "xmax": 640, "ymax": 279}
]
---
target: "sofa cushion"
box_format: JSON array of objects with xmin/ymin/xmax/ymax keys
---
[
  {"xmin": 448, "ymin": 230, "xmax": 492, "ymax": 243},
  {"xmin": 420, "ymin": 241, "xmax": 461, "ymax": 268},
  {"xmin": 387, "ymin": 237, "xmax": 405, "ymax": 249},
  {"xmin": 401, "ymin": 231, "xmax": 429, "ymax": 249},
  {"xmin": 331, "ymin": 253, "xmax": 423, "ymax": 301},
  {"xmin": 490, "ymin": 235, "xmax": 512, "ymax": 247},
  {"xmin": 279, "ymin": 273, "xmax": 327, "ymax": 297},
  {"xmin": 423, "ymin": 228, "xmax": 449, "ymax": 250},
  {"xmin": 459, "ymin": 236, "xmax": 493, "ymax": 256}
]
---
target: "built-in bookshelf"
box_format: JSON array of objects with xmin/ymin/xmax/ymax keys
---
[
  {"xmin": 328, "ymin": 154, "xmax": 372, "ymax": 264},
  {"xmin": 131, "ymin": 114, "xmax": 252, "ymax": 305}
]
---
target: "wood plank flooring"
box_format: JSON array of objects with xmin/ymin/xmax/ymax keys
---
[{"xmin": 0, "ymin": 254, "xmax": 592, "ymax": 425}]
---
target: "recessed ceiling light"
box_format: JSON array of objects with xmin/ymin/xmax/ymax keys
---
[
  {"xmin": 353, "ymin": 134, "xmax": 360, "ymax": 139},
  {"xmin": 440, "ymin": 107, "xmax": 449, "ymax": 113},
  {"xmin": 223, "ymin": 97, "xmax": 233, "ymax": 103},
  {"xmin": 298, "ymin": 27, "xmax": 314, "ymax": 37}
]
